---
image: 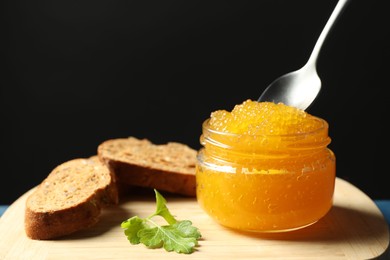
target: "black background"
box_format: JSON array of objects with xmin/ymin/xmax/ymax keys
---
[{"xmin": 1, "ymin": 0, "xmax": 389, "ymax": 204}]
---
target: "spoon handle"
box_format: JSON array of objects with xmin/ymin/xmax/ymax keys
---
[{"xmin": 307, "ymin": 0, "xmax": 352, "ymax": 66}]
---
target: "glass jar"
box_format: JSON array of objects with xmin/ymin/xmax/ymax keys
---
[{"xmin": 196, "ymin": 117, "xmax": 336, "ymax": 232}]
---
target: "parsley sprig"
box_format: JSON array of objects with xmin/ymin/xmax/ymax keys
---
[{"xmin": 121, "ymin": 189, "xmax": 202, "ymax": 254}]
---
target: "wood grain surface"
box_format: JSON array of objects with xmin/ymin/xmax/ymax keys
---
[{"xmin": 0, "ymin": 177, "xmax": 389, "ymax": 259}]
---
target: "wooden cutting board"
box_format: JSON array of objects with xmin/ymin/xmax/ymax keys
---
[{"xmin": 1, "ymin": 177, "xmax": 389, "ymax": 259}]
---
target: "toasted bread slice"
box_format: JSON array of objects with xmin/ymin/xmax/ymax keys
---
[
  {"xmin": 25, "ymin": 156, "xmax": 118, "ymax": 240},
  {"xmin": 98, "ymin": 137, "xmax": 197, "ymax": 197}
]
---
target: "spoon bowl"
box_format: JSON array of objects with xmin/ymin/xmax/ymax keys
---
[
  {"xmin": 259, "ymin": 64, "xmax": 321, "ymax": 111},
  {"xmin": 258, "ymin": 0, "xmax": 351, "ymax": 110}
]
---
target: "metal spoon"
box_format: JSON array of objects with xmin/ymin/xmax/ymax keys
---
[{"xmin": 258, "ymin": 0, "xmax": 351, "ymax": 110}]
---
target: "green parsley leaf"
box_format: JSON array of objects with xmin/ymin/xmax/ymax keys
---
[
  {"xmin": 151, "ymin": 189, "xmax": 177, "ymax": 225},
  {"xmin": 120, "ymin": 216, "xmax": 146, "ymax": 244},
  {"xmin": 121, "ymin": 189, "xmax": 202, "ymax": 254}
]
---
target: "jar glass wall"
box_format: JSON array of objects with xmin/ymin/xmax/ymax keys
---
[{"xmin": 196, "ymin": 118, "xmax": 336, "ymax": 232}]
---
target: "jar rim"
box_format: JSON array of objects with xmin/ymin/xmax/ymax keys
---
[{"xmin": 202, "ymin": 117, "xmax": 329, "ymax": 138}]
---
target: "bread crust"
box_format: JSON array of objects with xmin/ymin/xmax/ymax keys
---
[
  {"xmin": 104, "ymin": 159, "xmax": 196, "ymax": 196},
  {"xmin": 25, "ymin": 199, "xmax": 100, "ymax": 240},
  {"xmin": 24, "ymin": 157, "xmax": 118, "ymax": 240},
  {"xmin": 98, "ymin": 137, "xmax": 197, "ymax": 197}
]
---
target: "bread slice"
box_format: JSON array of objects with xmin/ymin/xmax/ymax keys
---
[
  {"xmin": 98, "ymin": 137, "xmax": 197, "ymax": 197},
  {"xmin": 25, "ymin": 156, "xmax": 118, "ymax": 240}
]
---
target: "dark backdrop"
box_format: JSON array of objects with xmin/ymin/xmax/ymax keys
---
[{"xmin": 1, "ymin": 0, "xmax": 389, "ymax": 204}]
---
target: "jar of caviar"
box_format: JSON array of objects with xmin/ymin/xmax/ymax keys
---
[{"xmin": 196, "ymin": 100, "xmax": 336, "ymax": 232}]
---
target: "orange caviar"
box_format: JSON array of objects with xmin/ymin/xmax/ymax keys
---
[{"xmin": 196, "ymin": 100, "xmax": 336, "ymax": 232}]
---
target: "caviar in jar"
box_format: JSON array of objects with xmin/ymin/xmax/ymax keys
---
[{"xmin": 195, "ymin": 100, "xmax": 336, "ymax": 232}]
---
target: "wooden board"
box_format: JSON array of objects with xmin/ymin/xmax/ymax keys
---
[{"xmin": 0, "ymin": 178, "xmax": 389, "ymax": 259}]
